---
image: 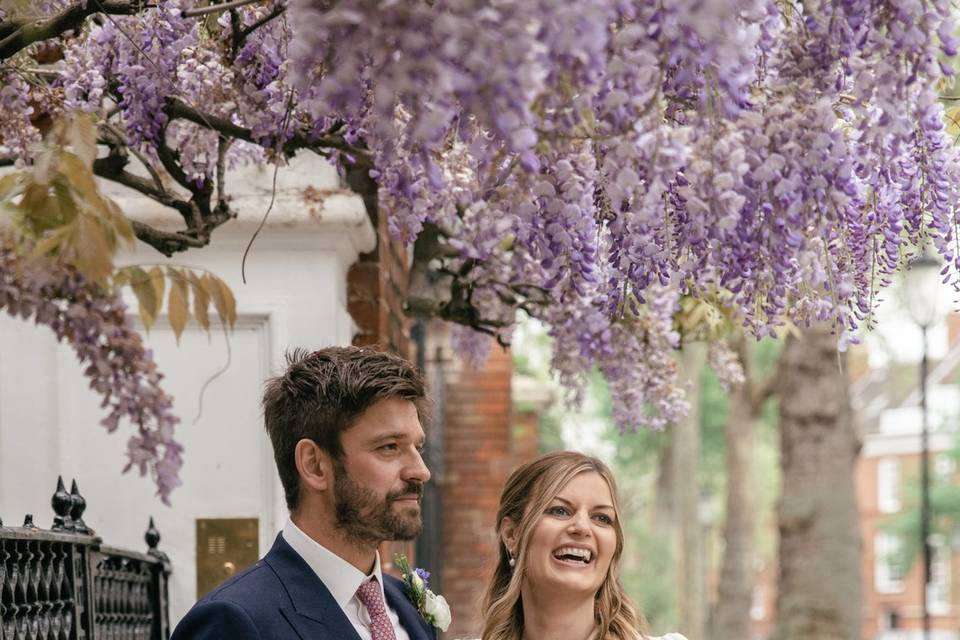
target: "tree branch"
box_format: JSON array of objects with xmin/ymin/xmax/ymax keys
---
[
  {"xmin": 164, "ymin": 96, "xmax": 362, "ymax": 158},
  {"xmin": 92, "ymin": 153, "xmax": 193, "ymax": 219},
  {"xmin": 130, "ymin": 220, "xmax": 210, "ymax": 256},
  {"xmin": 99, "ymin": 122, "xmax": 165, "ymax": 193},
  {"xmin": 0, "ymin": 1, "xmax": 147, "ymax": 61},
  {"xmin": 236, "ymin": 2, "xmax": 286, "ymax": 49},
  {"xmin": 94, "ymin": 131, "xmax": 236, "ymax": 256}
]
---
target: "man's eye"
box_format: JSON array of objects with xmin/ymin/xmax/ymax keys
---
[{"xmin": 380, "ymin": 443, "xmax": 399, "ymax": 451}]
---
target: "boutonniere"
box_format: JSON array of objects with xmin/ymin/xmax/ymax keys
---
[{"xmin": 394, "ymin": 553, "xmax": 452, "ymax": 632}]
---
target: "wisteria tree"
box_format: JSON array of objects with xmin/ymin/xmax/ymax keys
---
[{"xmin": 0, "ymin": 0, "xmax": 957, "ymax": 598}]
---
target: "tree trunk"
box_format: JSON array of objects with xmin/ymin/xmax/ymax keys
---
[
  {"xmin": 674, "ymin": 343, "xmax": 707, "ymax": 640},
  {"xmin": 712, "ymin": 335, "xmax": 761, "ymax": 640},
  {"xmin": 771, "ymin": 323, "xmax": 861, "ymax": 640}
]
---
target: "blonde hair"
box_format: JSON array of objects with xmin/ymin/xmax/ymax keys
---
[{"xmin": 480, "ymin": 451, "xmax": 648, "ymax": 640}]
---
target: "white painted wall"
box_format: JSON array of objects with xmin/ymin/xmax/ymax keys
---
[{"xmin": 0, "ymin": 154, "xmax": 375, "ymax": 623}]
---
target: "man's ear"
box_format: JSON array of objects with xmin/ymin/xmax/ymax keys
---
[
  {"xmin": 294, "ymin": 439, "xmax": 333, "ymax": 493},
  {"xmin": 500, "ymin": 516, "xmax": 518, "ymax": 556}
]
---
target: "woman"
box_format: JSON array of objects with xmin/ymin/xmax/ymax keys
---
[{"xmin": 480, "ymin": 451, "xmax": 686, "ymax": 640}]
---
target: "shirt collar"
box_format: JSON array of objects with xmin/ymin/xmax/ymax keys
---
[{"xmin": 282, "ymin": 518, "xmax": 386, "ymax": 608}]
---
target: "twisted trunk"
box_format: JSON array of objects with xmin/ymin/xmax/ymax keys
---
[{"xmin": 771, "ymin": 324, "xmax": 861, "ymax": 640}]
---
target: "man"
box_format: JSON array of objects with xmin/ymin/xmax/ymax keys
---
[{"xmin": 172, "ymin": 346, "xmax": 437, "ymax": 640}]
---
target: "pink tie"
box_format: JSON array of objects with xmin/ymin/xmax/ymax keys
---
[{"xmin": 356, "ymin": 578, "xmax": 398, "ymax": 640}]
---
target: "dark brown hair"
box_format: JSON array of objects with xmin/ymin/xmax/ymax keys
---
[{"xmin": 263, "ymin": 346, "xmax": 428, "ymax": 511}]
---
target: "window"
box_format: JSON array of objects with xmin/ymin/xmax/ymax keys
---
[
  {"xmin": 875, "ymin": 532, "xmax": 905, "ymax": 593},
  {"xmin": 879, "ymin": 608, "xmax": 899, "ymax": 630},
  {"xmin": 877, "ymin": 458, "xmax": 901, "ymax": 514}
]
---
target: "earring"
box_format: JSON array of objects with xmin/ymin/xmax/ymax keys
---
[{"xmin": 508, "ymin": 554, "xmax": 516, "ymax": 568}]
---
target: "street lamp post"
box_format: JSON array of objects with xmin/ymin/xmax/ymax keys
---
[{"xmin": 904, "ymin": 249, "xmax": 942, "ymax": 640}]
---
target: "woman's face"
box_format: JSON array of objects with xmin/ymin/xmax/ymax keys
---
[{"xmin": 519, "ymin": 471, "xmax": 618, "ymax": 598}]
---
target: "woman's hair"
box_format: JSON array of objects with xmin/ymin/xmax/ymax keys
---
[{"xmin": 480, "ymin": 451, "xmax": 648, "ymax": 640}]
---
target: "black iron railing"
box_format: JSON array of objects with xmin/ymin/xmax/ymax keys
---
[{"xmin": 0, "ymin": 478, "xmax": 171, "ymax": 640}]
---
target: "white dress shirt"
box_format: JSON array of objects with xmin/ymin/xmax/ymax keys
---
[{"xmin": 282, "ymin": 519, "xmax": 412, "ymax": 640}]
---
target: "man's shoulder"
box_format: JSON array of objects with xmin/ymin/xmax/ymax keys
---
[
  {"xmin": 172, "ymin": 561, "xmax": 290, "ymax": 640},
  {"xmin": 199, "ymin": 559, "xmax": 285, "ymax": 606}
]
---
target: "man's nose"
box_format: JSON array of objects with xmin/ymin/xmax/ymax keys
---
[{"xmin": 404, "ymin": 448, "xmax": 431, "ymax": 484}]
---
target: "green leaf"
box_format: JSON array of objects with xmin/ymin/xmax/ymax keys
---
[{"xmin": 168, "ymin": 268, "xmax": 190, "ymax": 342}]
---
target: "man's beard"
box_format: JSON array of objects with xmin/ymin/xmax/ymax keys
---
[{"xmin": 332, "ymin": 461, "xmax": 424, "ymax": 545}]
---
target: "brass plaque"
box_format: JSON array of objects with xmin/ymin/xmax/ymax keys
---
[{"xmin": 196, "ymin": 518, "xmax": 259, "ymax": 598}]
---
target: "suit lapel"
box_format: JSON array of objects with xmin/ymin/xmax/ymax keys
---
[
  {"xmin": 264, "ymin": 534, "xmax": 363, "ymax": 640},
  {"xmin": 384, "ymin": 575, "xmax": 435, "ymax": 640}
]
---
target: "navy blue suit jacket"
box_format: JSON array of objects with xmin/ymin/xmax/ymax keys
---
[{"xmin": 172, "ymin": 534, "xmax": 437, "ymax": 640}]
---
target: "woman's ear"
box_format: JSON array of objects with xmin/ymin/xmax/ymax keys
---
[
  {"xmin": 294, "ymin": 439, "xmax": 333, "ymax": 493},
  {"xmin": 500, "ymin": 516, "xmax": 518, "ymax": 556}
]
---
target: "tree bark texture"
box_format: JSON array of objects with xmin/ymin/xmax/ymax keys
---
[
  {"xmin": 712, "ymin": 334, "xmax": 762, "ymax": 640},
  {"xmin": 674, "ymin": 343, "xmax": 707, "ymax": 640},
  {"xmin": 772, "ymin": 323, "xmax": 861, "ymax": 640}
]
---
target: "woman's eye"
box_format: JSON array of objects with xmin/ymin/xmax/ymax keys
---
[
  {"xmin": 546, "ymin": 506, "xmax": 569, "ymax": 517},
  {"xmin": 594, "ymin": 514, "xmax": 614, "ymax": 525}
]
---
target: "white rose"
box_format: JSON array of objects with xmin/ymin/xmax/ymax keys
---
[
  {"xmin": 411, "ymin": 572, "xmax": 425, "ymax": 596},
  {"xmin": 423, "ymin": 590, "xmax": 452, "ymax": 632}
]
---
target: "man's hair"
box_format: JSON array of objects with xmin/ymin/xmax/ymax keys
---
[{"xmin": 263, "ymin": 346, "xmax": 428, "ymax": 511}]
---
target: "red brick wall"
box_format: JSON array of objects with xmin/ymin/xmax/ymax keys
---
[
  {"xmin": 441, "ymin": 342, "xmax": 515, "ymax": 637},
  {"xmin": 512, "ymin": 409, "xmax": 540, "ymax": 467},
  {"xmin": 347, "ymin": 210, "xmax": 411, "ymax": 357}
]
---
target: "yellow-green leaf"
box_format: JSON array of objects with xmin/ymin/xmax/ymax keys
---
[
  {"xmin": 104, "ymin": 199, "xmax": 136, "ymax": 246},
  {"xmin": 59, "ymin": 152, "xmax": 101, "ymax": 207},
  {"xmin": 112, "ymin": 267, "xmax": 130, "ymax": 289},
  {"xmin": 207, "ymin": 274, "xmax": 236, "ymax": 330},
  {"xmin": 129, "ymin": 265, "xmax": 158, "ymax": 330},
  {"xmin": 149, "ymin": 266, "xmax": 165, "ymax": 312},
  {"xmin": 187, "ymin": 270, "xmax": 211, "ymax": 331},
  {"xmin": 66, "ymin": 113, "xmax": 97, "ymax": 168},
  {"xmin": 68, "ymin": 214, "xmax": 113, "ymax": 285},
  {"xmin": 20, "ymin": 183, "xmax": 61, "ymax": 235},
  {"xmin": 0, "ymin": 173, "xmax": 22, "ymax": 201},
  {"xmin": 168, "ymin": 268, "xmax": 190, "ymax": 342},
  {"xmin": 31, "ymin": 225, "xmax": 70, "ymax": 261}
]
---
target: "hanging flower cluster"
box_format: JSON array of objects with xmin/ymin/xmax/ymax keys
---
[
  {"xmin": 1, "ymin": 0, "xmax": 958, "ymax": 450},
  {"xmin": 0, "ymin": 239, "xmax": 182, "ymax": 503}
]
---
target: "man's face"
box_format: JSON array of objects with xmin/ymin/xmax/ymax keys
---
[{"xmin": 333, "ymin": 396, "xmax": 430, "ymax": 545}]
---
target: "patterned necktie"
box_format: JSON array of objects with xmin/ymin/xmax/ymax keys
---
[{"xmin": 356, "ymin": 578, "xmax": 398, "ymax": 640}]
